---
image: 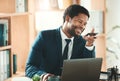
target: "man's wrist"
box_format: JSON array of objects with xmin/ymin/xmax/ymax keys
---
[{"xmin": 85, "ymin": 45, "xmax": 95, "ymax": 51}]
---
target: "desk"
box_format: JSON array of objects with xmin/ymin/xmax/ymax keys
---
[
  {"xmin": 5, "ymin": 77, "xmax": 32, "ymax": 81},
  {"xmin": 5, "ymin": 74, "xmax": 120, "ymax": 81},
  {"xmin": 5, "ymin": 77, "xmax": 119, "ymax": 81}
]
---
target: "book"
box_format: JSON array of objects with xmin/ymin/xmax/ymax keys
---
[
  {"xmin": 6, "ymin": 50, "xmax": 10, "ymax": 78},
  {"xmin": 0, "ymin": 19, "xmax": 9, "ymax": 46},
  {"xmin": 0, "ymin": 51, "xmax": 4, "ymax": 81},
  {"xmin": 0, "ymin": 24, "xmax": 4, "ymax": 46},
  {"xmin": 0, "ymin": 50, "xmax": 10, "ymax": 81},
  {"xmin": 13, "ymin": 54, "xmax": 17, "ymax": 74}
]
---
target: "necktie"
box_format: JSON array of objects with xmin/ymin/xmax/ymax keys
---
[{"xmin": 63, "ymin": 39, "xmax": 71, "ymax": 60}]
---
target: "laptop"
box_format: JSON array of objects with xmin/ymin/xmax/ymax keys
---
[{"xmin": 61, "ymin": 58, "xmax": 102, "ymax": 81}]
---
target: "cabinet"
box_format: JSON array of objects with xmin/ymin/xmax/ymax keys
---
[{"xmin": 0, "ymin": 0, "xmax": 36, "ymax": 79}]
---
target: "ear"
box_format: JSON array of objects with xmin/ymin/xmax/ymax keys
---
[{"xmin": 65, "ymin": 15, "xmax": 70, "ymax": 22}]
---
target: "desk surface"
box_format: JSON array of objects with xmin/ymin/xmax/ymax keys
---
[
  {"xmin": 5, "ymin": 77, "xmax": 32, "ymax": 81},
  {"xmin": 5, "ymin": 72, "xmax": 120, "ymax": 81},
  {"xmin": 5, "ymin": 77, "xmax": 120, "ymax": 81}
]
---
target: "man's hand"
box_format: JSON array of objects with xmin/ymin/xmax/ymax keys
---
[
  {"xmin": 84, "ymin": 28, "xmax": 97, "ymax": 46},
  {"xmin": 41, "ymin": 73, "xmax": 54, "ymax": 81}
]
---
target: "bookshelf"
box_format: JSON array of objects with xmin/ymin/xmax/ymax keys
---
[
  {"xmin": 0, "ymin": 16, "xmax": 11, "ymax": 81},
  {"xmin": 0, "ymin": 0, "xmax": 36, "ymax": 80}
]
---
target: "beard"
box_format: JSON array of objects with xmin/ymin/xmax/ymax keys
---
[
  {"xmin": 68, "ymin": 25, "xmax": 80, "ymax": 37},
  {"xmin": 67, "ymin": 25, "xmax": 85, "ymax": 37}
]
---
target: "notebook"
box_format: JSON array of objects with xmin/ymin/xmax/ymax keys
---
[{"xmin": 61, "ymin": 58, "xmax": 102, "ymax": 81}]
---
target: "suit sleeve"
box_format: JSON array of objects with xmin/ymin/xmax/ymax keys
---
[
  {"xmin": 25, "ymin": 32, "xmax": 46, "ymax": 78},
  {"xmin": 83, "ymin": 46, "xmax": 95, "ymax": 58},
  {"xmin": 81, "ymin": 37, "xmax": 96, "ymax": 58}
]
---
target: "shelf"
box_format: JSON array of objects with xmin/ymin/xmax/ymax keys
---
[
  {"xmin": 0, "ymin": 0, "xmax": 36, "ymax": 80},
  {"xmin": 0, "ymin": 45, "xmax": 11, "ymax": 51},
  {"xmin": 0, "ymin": 12, "xmax": 32, "ymax": 17}
]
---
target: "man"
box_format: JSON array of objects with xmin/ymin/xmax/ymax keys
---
[{"xmin": 25, "ymin": 4, "xmax": 96, "ymax": 81}]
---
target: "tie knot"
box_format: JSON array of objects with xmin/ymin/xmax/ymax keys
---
[{"xmin": 65, "ymin": 39, "xmax": 71, "ymax": 44}]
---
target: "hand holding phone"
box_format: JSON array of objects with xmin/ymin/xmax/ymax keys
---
[
  {"xmin": 85, "ymin": 33, "xmax": 98, "ymax": 36},
  {"xmin": 84, "ymin": 28, "xmax": 98, "ymax": 46}
]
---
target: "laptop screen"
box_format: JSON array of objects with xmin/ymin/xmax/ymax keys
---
[{"xmin": 61, "ymin": 58, "xmax": 102, "ymax": 81}]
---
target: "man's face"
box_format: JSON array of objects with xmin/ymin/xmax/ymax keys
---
[{"xmin": 67, "ymin": 13, "xmax": 89, "ymax": 37}]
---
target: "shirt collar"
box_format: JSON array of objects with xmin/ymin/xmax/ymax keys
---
[{"xmin": 60, "ymin": 28, "xmax": 74, "ymax": 42}]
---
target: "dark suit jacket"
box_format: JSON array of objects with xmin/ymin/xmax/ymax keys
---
[{"xmin": 25, "ymin": 28, "xmax": 95, "ymax": 78}]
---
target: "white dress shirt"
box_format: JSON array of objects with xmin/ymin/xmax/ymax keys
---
[{"xmin": 60, "ymin": 28, "xmax": 94, "ymax": 59}]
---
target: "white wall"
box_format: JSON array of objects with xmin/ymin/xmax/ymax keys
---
[
  {"xmin": 35, "ymin": 10, "xmax": 63, "ymax": 32},
  {"xmin": 106, "ymin": 0, "xmax": 120, "ymax": 33},
  {"xmin": 106, "ymin": 0, "xmax": 120, "ymax": 71}
]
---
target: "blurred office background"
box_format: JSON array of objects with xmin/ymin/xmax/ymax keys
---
[{"xmin": 1, "ymin": 0, "xmax": 120, "ymax": 80}]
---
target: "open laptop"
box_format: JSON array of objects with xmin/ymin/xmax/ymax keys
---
[{"xmin": 61, "ymin": 58, "xmax": 102, "ymax": 81}]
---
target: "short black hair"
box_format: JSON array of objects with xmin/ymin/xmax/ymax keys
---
[{"xmin": 63, "ymin": 4, "xmax": 90, "ymax": 23}]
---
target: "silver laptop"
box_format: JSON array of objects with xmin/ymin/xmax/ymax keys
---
[{"xmin": 61, "ymin": 58, "xmax": 102, "ymax": 81}]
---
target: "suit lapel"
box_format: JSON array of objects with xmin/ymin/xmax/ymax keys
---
[
  {"xmin": 55, "ymin": 28, "xmax": 63, "ymax": 67},
  {"xmin": 71, "ymin": 37, "xmax": 77, "ymax": 59},
  {"xmin": 71, "ymin": 36, "xmax": 81, "ymax": 59},
  {"xmin": 56, "ymin": 28, "xmax": 62, "ymax": 56}
]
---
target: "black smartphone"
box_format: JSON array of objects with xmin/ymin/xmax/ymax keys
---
[{"xmin": 85, "ymin": 33, "xmax": 98, "ymax": 36}]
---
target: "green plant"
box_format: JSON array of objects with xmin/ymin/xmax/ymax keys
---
[{"xmin": 32, "ymin": 74, "xmax": 40, "ymax": 81}]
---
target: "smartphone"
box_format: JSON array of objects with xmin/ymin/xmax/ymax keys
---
[{"xmin": 85, "ymin": 33, "xmax": 98, "ymax": 36}]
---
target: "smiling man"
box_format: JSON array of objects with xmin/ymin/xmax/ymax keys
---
[{"xmin": 25, "ymin": 4, "xmax": 96, "ymax": 81}]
